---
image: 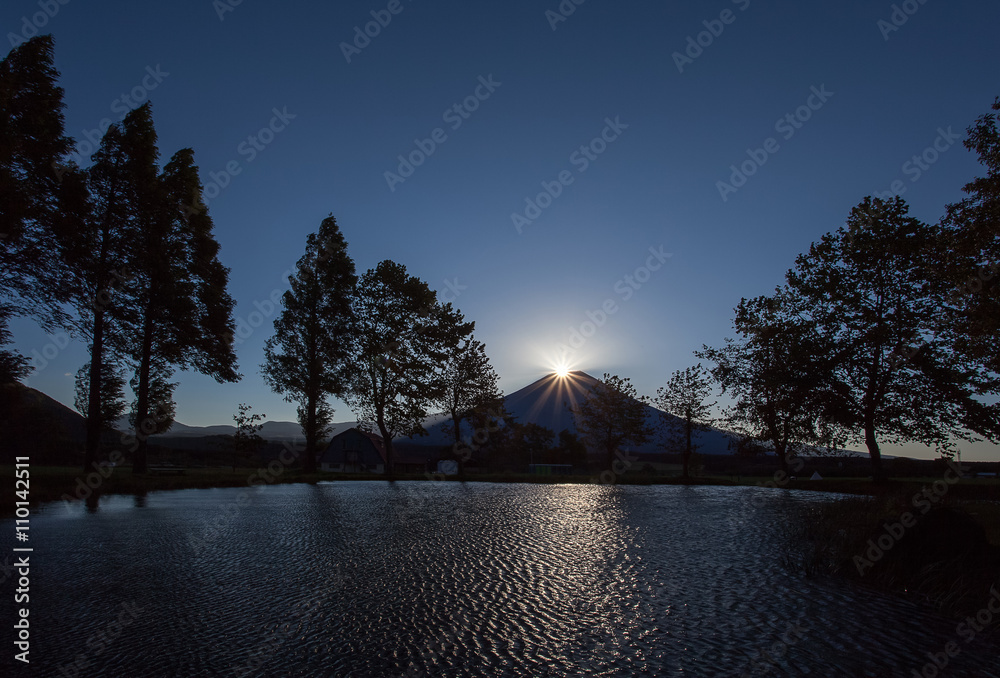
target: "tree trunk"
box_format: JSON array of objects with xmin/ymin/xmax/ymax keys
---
[
  {"xmin": 131, "ymin": 311, "xmax": 154, "ymax": 475},
  {"xmin": 776, "ymin": 441, "xmax": 789, "ymax": 476},
  {"xmin": 682, "ymin": 412, "xmax": 692, "ymax": 481},
  {"xmin": 303, "ymin": 394, "xmax": 317, "ymax": 474},
  {"xmin": 377, "ymin": 412, "xmax": 394, "ymax": 480},
  {"xmin": 453, "ymin": 411, "xmax": 466, "ymax": 481},
  {"xmin": 83, "ymin": 308, "xmax": 105, "ymax": 472},
  {"xmin": 865, "ymin": 424, "xmax": 886, "ymax": 484},
  {"xmin": 383, "ymin": 434, "xmax": 395, "ymax": 480}
]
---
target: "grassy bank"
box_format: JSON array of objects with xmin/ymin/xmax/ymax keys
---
[
  {"xmin": 5, "ymin": 465, "xmax": 999, "ymax": 514},
  {"xmin": 3, "ymin": 464, "xmax": 748, "ymax": 514},
  {"xmin": 786, "ymin": 493, "xmax": 1000, "ymax": 618}
]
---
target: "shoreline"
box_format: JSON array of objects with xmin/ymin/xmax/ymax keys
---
[{"xmin": 6, "ymin": 464, "xmax": 999, "ymax": 516}]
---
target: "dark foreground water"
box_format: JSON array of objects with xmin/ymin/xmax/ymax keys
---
[{"xmin": 2, "ymin": 482, "xmax": 999, "ymax": 677}]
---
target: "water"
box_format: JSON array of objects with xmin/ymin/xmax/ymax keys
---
[{"xmin": 2, "ymin": 482, "xmax": 998, "ymax": 677}]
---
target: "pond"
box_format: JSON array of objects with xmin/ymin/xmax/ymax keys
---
[{"xmin": 1, "ymin": 482, "xmax": 998, "ymax": 676}]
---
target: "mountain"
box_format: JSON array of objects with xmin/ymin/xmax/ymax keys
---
[{"xmin": 396, "ymin": 370, "xmax": 738, "ymax": 455}]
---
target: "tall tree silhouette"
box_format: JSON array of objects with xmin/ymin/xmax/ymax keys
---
[
  {"xmin": 654, "ymin": 365, "xmax": 716, "ymax": 480},
  {"xmin": 119, "ymin": 104, "xmax": 239, "ymax": 473},
  {"xmin": 262, "ymin": 216, "xmax": 356, "ymax": 473},
  {"xmin": 345, "ymin": 260, "xmax": 473, "ymax": 478},
  {"xmin": 0, "ymin": 35, "xmax": 72, "ymax": 379},
  {"xmin": 940, "ymin": 95, "xmax": 1000, "ymax": 374},
  {"xmin": 55, "ymin": 121, "xmax": 140, "ymax": 470}
]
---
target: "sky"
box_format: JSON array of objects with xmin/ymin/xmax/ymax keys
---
[{"xmin": 4, "ymin": 0, "xmax": 1000, "ymax": 461}]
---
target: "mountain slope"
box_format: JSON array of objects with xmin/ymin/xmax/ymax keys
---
[{"xmin": 398, "ymin": 370, "xmax": 738, "ymax": 455}]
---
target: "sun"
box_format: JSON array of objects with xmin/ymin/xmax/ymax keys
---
[{"xmin": 554, "ymin": 363, "xmax": 571, "ymax": 378}]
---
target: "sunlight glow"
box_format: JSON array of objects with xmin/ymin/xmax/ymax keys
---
[{"xmin": 554, "ymin": 363, "xmax": 571, "ymax": 378}]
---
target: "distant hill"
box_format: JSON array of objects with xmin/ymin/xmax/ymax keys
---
[
  {"xmin": 111, "ymin": 416, "xmax": 315, "ymax": 441},
  {"xmin": 7, "ymin": 372, "xmax": 872, "ymax": 465},
  {"xmin": 0, "ymin": 381, "xmax": 87, "ymax": 464}
]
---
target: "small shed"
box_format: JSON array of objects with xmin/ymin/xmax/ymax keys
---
[{"xmin": 320, "ymin": 428, "xmax": 386, "ymax": 474}]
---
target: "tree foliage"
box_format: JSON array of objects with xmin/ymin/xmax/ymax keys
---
[
  {"xmin": 231, "ymin": 403, "xmax": 266, "ymax": 471},
  {"xmin": 785, "ymin": 196, "xmax": 999, "ymax": 481},
  {"xmin": 344, "ymin": 260, "xmax": 473, "ymax": 477},
  {"xmin": 940, "ymin": 96, "xmax": 1000, "ymax": 374},
  {"xmin": 0, "ymin": 35, "xmax": 72, "ymax": 380},
  {"xmin": 698, "ymin": 288, "xmax": 833, "ymax": 474},
  {"xmin": 570, "ymin": 373, "xmax": 652, "ymax": 471},
  {"xmin": 262, "ymin": 215, "xmax": 356, "ymax": 473},
  {"xmin": 56, "ymin": 116, "xmax": 139, "ymax": 469},
  {"xmin": 654, "ymin": 364, "xmax": 716, "ymax": 480},
  {"xmin": 435, "ymin": 335, "xmax": 501, "ymax": 478},
  {"xmin": 116, "ymin": 104, "xmax": 239, "ymax": 473},
  {"xmin": 74, "ymin": 358, "xmax": 126, "ymax": 432}
]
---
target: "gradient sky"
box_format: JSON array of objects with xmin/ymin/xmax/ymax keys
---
[{"xmin": 5, "ymin": 0, "xmax": 999, "ymax": 460}]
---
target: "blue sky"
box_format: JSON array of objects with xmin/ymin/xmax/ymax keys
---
[{"xmin": 5, "ymin": 0, "xmax": 999, "ymax": 460}]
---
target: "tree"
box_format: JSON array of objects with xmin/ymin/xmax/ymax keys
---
[
  {"xmin": 232, "ymin": 403, "xmax": 266, "ymax": 472},
  {"xmin": 465, "ymin": 398, "xmax": 513, "ymax": 473},
  {"xmin": 514, "ymin": 422, "xmax": 555, "ymax": 468},
  {"xmin": 55, "ymin": 120, "xmax": 138, "ymax": 471},
  {"xmin": 0, "ymin": 35, "xmax": 73, "ymax": 380},
  {"xmin": 570, "ymin": 373, "xmax": 652, "ymax": 471},
  {"xmin": 940, "ymin": 95, "xmax": 1000, "ymax": 374},
  {"xmin": 74, "ymin": 358, "xmax": 127, "ymax": 433},
  {"xmin": 119, "ymin": 104, "xmax": 240, "ymax": 473},
  {"xmin": 345, "ymin": 260, "xmax": 474, "ymax": 478},
  {"xmin": 785, "ymin": 196, "xmax": 1000, "ymax": 482},
  {"xmin": 435, "ymin": 335, "xmax": 501, "ymax": 479},
  {"xmin": 654, "ymin": 365, "xmax": 716, "ymax": 480},
  {"xmin": 698, "ymin": 289, "xmax": 831, "ymax": 476},
  {"xmin": 0, "ymin": 306, "xmax": 29, "ymax": 383},
  {"xmin": 129, "ymin": 363, "xmax": 176, "ymax": 438},
  {"xmin": 262, "ymin": 216, "xmax": 356, "ymax": 473},
  {"xmin": 556, "ymin": 429, "xmax": 587, "ymax": 468}
]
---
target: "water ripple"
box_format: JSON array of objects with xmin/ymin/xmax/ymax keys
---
[{"xmin": 1, "ymin": 482, "xmax": 998, "ymax": 677}]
